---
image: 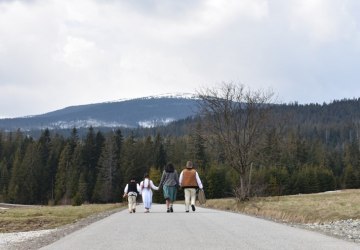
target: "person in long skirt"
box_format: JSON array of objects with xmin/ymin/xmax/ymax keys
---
[
  {"xmin": 140, "ymin": 173, "xmax": 159, "ymax": 213},
  {"xmin": 159, "ymin": 163, "xmax": 179, "ymax": 213}
]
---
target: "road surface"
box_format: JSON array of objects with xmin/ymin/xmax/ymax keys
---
[{"xmin": 41, "ymin": 204, "xmax": 358, "ymax": 250}]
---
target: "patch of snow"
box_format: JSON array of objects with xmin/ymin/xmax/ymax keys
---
[
  {"xmin": 43, "ymin": 119, "xmax": 130, "ymax": 129},
  {"xmin": 0, "ymin": 229, "xmax": 57, "ymax": 246},
  {"xmin": 108, "ymin": 92, "xmax": 198, "ymax": 103},
  {"xmin": 138, "ymin": 118, "xmax": 175, "ymax": 128}
]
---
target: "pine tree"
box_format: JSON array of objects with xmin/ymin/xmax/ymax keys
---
[
  {"xmin": 93, "ymin": 136, "xmax": 118, "ymax": 203},
  {"xmin": 82, "ymin": 127, "xmax": 104, "ymax": 202},
  {"xmin": 344, "ymin": 140, "xmax": 360, "ymax": 170},
  {"xmin": 154, "ymin": 133, "xmax": 167, "ymax": 169},
  {"xmin": 122, "ymin": 134, "xmax": 135, "ymax": 183},
  {"xmin": 73, "ymin": 173, "xmax": 87, "ymax": 206},
  {"xmin": 205, "ymin": 166, "xmax": 227, "ymax": 198},
  {"xmin": 305, "ymin": 167, "xmax": 319, "ymax": 194},
  {"xmin": 192, "ymin": 122, "xmax": 208, "ymax": 170},
  {"xmin": 317, "ymin": 168, "xmax": 336, "ymax": 192},
  {"xmin": 47, "ymin": 134, "xmax": 65, "ymax": 204},
  {"xmin": 7, "ymin": 133, "xmax": 31, "ymax": 203},
  {"xmin": 36, "ymin": 129, "xmax": 52, "ymax": 204},
  {"xmin": 267, "ymin": 176, "xmax": 279, "ymax": 196},
  {"xmin": 21, "ymin": 143, "xmax": 43, "ymax": 204},
  {"xmin": 69, "ymin": 144, "xmax": 83, "ymax": 199},
  {"xmin": 7, "ymin": 148, "xmax": 24, "ymax": 203},
  {"xmin": 0, "ymin": 159, "xmax": 10, "ymax": 201},
  {"xmin": 54, "ymin": 144, "xmax": 73, "ymax": 204},
  {"xmin": 262, "ymin": 128, "xmax": 282, "ymax": 167},
  {"xmin": 142, "ymin": 136, "xmax": 155, "ymax": 168},
  {"xmin": 112, "ymin": 129, "xmax": 124, "ymax": 200},
  {"xmin": 54, "ymin": 128, "xmax": 79, "ymax": 204},
  {"xmin": 343, "ymin": 164, "xmax": 359, "ymax": 189}
]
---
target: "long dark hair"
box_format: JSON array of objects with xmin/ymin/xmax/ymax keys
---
[{"xmin": 165, "ymin": 163, "xmax": 175, "ymax": 173}]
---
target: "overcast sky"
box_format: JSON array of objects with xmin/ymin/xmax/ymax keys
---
[{"xmin": 1, "ymin": 0, "xmax": 360, "ymax": 118}]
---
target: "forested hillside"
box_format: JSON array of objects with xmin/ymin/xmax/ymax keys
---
[
  {"xmin": 0, "ymin": 96, "xmax": 199, "ymax": 131},
  {"xmin": 0, "ymin": 98, "xmax": 360, "ymax": 205}
]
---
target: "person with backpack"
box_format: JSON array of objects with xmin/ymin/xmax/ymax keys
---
[
  {"xmin": 159, "ymin": 163, "xmax": 179, "ymax": 213},
  {"xmin": 179, "ymin": 161, "xmax": 203, "ymax": 212},
  {"xmin": 140, "ymin": 173, "xmax": 159, "ymax": 213},
  {"xmin": 123, "ymin": 177, "xmax": 141, "ymax": 213}
]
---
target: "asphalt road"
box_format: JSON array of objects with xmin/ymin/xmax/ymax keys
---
[{"xmin": 40, "ymin": 204, "xmax": 359, "ymax": 250}]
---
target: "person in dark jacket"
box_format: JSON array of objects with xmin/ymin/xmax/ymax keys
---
[
  {"xmin": 179, "ymin": 161, "xmax": 203, "ymax": 212},
  {"xmin": 159, "ymin": 163, "xmax": 179, "ymax": 213},
  {"xmin": 123, "ymin": 178, "xmax": 141, "ymax": 213}
]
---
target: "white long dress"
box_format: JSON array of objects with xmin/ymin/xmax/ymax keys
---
[{"xmin": 140, "ymin": 178, "xmax": 159, "ymax": 210}]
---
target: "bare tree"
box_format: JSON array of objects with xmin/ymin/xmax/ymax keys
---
[{"xmin": 198, "ymin": 82, "xmax": 274, "ymax": 200}]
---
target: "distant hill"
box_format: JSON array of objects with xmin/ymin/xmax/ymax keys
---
[
  {"xmin": 2, "ymin": 94, "xmax": 360, "ymax": 140},
  {"xmin": 0, "ymin": 95, "xmax": 200, "ymax": 132}
]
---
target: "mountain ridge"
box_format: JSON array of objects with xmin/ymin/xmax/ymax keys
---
[{"xmin": 0, "ymin": 94, "xmax": 200, "ymax": 131}]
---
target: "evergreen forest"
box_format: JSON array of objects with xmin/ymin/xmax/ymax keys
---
[{"xmin": 1, "ymin": 98, "xmax": 360, "ymax": 205}]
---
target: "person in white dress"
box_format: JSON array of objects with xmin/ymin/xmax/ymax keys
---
[{"xmin": 140, "ymin": 173, "xmax": 159, "ymax": 213}]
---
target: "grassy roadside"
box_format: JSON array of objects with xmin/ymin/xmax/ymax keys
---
[
  {"xmin": 1, "ymin": 189, "xmax": 359, "ymax": 233},
  {"xmin": 0, "ymin": 203, "xmax": 124, "ymax": 233},
  {"xmin": 205, "ymin": 189, "xmax": 360, "ymax": 224}
]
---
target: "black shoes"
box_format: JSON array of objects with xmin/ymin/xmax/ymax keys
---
[
  {"xmin": 186, "ymin": 205, "xmax": 195, "ymax": 212},
  {"xmin": 132, "ymin": 209, "xmax": 136, "ymax": 213},
  {"xmin": 167, "ymin": 208, "xmax": 170, "ymax": 213},
  {"xmin": 170, "ymin": 206, "xmax": 173, "ymax": 213}
]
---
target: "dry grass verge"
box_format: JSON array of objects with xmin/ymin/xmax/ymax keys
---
[
  {"xmin": 205, "ymin": 189, "xmax": 360, "ymax": 224},
  {"xmin": 1, "ymin": 190, "xmax": 359, "ymax": 234},
  {"xmin": 0, "ymin": 203, "xmax": 124, "ymax": 233}
]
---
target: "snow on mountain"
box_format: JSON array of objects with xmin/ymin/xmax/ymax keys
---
[
  {"xmin": 138, "ymin": 118, "xmax": 176, "ymax": 128},
  {"xmin": 108, "ymin": 92, "xmax": 198, "ymax": 103},
  {"xmin": 0, "ymin": 95, "xmax": 200, "ymax": 131}
]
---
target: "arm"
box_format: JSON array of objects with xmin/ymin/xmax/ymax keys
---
[
  {"xmin": 179, "ymin": 171, "xmax": 183, "ymax": 186},
  {"xmin": 136, "ymin": 183, "xmax": 141, "ymax": 193},
  {"xmin": 159, "ymin": 171, "xmax": 166, "ymax": 187},
  {"xmin": 195, "ymin": 172, "xmax": 203, "ymax": 189},
  {"xmin": 123, "ymin": 184, "xmax": 129, "ymax": 197},
  {"xmin": 175, "ymin": 170, "xmax": 179, "ymax": 186},
  {"xmin": 150, "ymin": 180, "xmax": 159, "ymax": 190}
]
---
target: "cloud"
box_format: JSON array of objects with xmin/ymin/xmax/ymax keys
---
[
  {"xmin": 285, "ymin": 0, "xmax": 357, "ymax": 45},
  {"xmin": 0, "ymin": 0, "xmax": 360, "ymax": 117},
  {"xmin": 57, "ymin": 36, "xmax": 103, "ymax": 68}
]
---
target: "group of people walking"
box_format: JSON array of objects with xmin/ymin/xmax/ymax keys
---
[{"xmin": 123, "ymin": 161, "xmax": 203, "ymax": 213}]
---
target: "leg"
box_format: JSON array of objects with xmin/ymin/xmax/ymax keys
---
[
  {"xmin": 184, "ymin": 188, "xmax": 191, "ymax": 212},
  {"xmin": 163, "ymin": 186, "xmax": 170, "ymax": 211},
  {"xmin": 142, "ymin": 192, "xmax": 149, "ymax": 211},
  {"xmin": 130, "ymin": 196, "xmax": 137, "ymax": 212},
  {"xmin": 190, "ymin": 188, "xmax": 196, "ymax": 211},
  {"xmin": 127, "ymin": 196, "xmax": 133, "ymax": 213},
  {"xmin": 166, "ymin": 198, "xmax": 170, "ymax": 212},
  {"xmin": 170, "ymin": 186, "xmax": 176, "ymax": 212},
  {"xmin": 169, "ymin": 201, "xmax": 174, "ymax": 212}
]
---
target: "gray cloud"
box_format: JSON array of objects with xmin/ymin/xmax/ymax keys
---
[{"xmin": 0, "ymin": 0, "xmax": 360, "ymax": 118}]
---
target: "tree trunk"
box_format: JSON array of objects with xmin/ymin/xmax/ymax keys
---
[
  {"xmin": 239, "ymin": 175, "xmax": 246, "ymax": 200},
  {"xmin": 247, "ymin": 163, "xmax": 253, "ymax": 197}
]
